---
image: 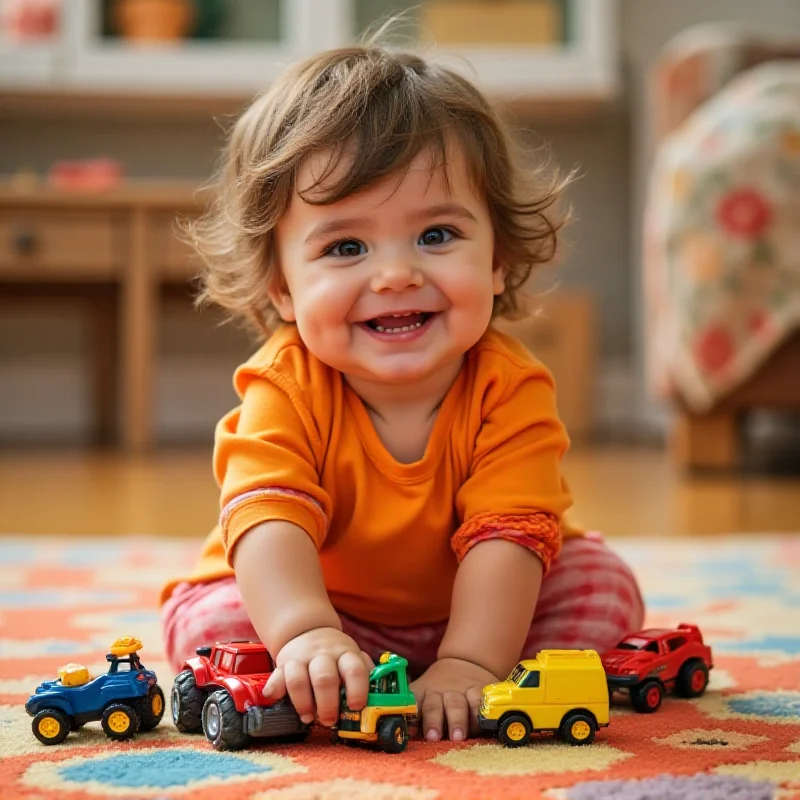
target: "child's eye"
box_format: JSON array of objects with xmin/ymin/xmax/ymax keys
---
[
  {"xmin": 419, "ymin": 227, "xmax": 456, "ymax": 247},
  {"xmin": 325, "ymin": 239, "xmax": 365, "ymax": 258}
]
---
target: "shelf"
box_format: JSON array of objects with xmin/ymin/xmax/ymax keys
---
[
  {"xmin": 0, "ymin": 0, "xmax": 618, "ymax": 119},
  {"xmin": 67, "ymin": 40, "xmax": 302, "ymax": 93},
  {"xmin": 0, "ymin": 178, "xmax": 205, "ymax": 210},
  {"xmin": 0, "ymin": 40, "xmax": 61, "ymax": 85},
  {"xmin": 0, "ymin": 84, "xmax": 612, "ymax": 124}
]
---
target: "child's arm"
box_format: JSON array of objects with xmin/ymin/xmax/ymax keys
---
[
  {"xmin": 233, "ymin": 520, "xmax": 372, "ymax": 726},
  {"xmin": 441, "ymin": 537, "xmax": 543, "ymax": 678},
  {"xmin": 410, "ymin": 539, "xmax": 543, "ymax": 742}
]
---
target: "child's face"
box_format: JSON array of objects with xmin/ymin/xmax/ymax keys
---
[{"xmin": 270, "ymin": 144, "xmax": 504, "ymax": 387}]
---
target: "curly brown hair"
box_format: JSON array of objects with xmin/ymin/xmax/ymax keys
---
[{"xmin": 185, "ymin": 38, "xmax": 571, "ymax": 336}]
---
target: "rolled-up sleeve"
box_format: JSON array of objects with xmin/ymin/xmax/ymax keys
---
[
  {"xmin": 213, "ymin": 365, "xmax": 331, "ymax": 566},
  {"xmin": 453, "ymin": 365, "xmax": 573, "ymax": 573}
]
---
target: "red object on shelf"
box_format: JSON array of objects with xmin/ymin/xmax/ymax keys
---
[
  {"xmin": 46, "ymin": 159, "xmax": 125, "ymax": 192},
  {"xmin": 0, "ymin": 0, "xmax": 60, "ymax": 41}
]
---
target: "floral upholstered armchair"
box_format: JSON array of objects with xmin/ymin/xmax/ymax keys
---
[{"xmin": 643, "ymin": 25, "xmax": 800, "ymax": 469}]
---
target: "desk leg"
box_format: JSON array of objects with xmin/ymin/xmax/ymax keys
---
[
  {"xmin": 89, "ymin": 286, "xmax": 117, "ymax": 446},
  {"xmin": 671, "ymin": 407, "xmax": 743, "ymax": 471},
  {"xmin": 121, "ymin": 207, "xmax": 155, "ymax": 452}
]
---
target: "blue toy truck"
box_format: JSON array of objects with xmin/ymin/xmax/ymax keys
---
[{"xmin": 25, "ymin": 636, "xmax": 165, "ymax": 745}]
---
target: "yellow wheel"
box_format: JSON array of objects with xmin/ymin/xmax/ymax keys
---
[
  {"xmin": 571, "ymin": 720, "xmax": 591, "ymax": 740},
  {"xmin": 507, "ymin": 722, "xmax": 527, "ymax": 741},
  {"xmin": 108, "ymin": 711, "xmax": 131, "ymax": 733},
  {"xmin": 32, "ymin": 709, "xmax": 70, "ymax": 745},
  {"xmin": 152, "ymin": 692, "xmax": 163, "ymax": 717},
  {"xmin": 498, "ymin": 714, "xmax": 532, "ymax": 748},
  {"xmin": 101, "ymin": 703, "xmax": 138, "ymax": 741},
  {"xmin": 39, "ymin": 716, "xmax": 61, "ymax": 738},
  {"xmin": 561, "ymin": 712, "xmax": 596, "ymax": 746}
]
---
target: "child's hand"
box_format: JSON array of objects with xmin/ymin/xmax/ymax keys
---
[
  {"xmin": 264, "ymin": 627, "xmax": 373, "ymax": 727},
  {"xmin": 410, "ymin": 657, "xmax": 498, "ymax": 742}
]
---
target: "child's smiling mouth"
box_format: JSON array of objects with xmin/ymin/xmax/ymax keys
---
[{"xmin": 358, "ymin": 311, "xmax": 437, "ymax": 340}]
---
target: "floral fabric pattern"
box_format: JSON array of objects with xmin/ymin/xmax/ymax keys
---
[{"xmin": 644, "ymin": 54, "xmax": 800, "ymax": 411}]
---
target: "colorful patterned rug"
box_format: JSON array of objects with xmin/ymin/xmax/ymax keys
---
[{"xmin": 1, "ymin": 534, "xmax": 799, "ymax": 800}]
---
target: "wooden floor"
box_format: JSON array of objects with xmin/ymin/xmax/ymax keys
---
[{"xmin": 1, "ymin": 445, "xmax": 798, "ymax": 538}]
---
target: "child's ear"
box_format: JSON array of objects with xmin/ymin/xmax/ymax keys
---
[
  {"xmin": 492, "ymin": 257, "xmax": 505, "ymax": 296},
  {"xmin": 267, "ymin": 278, "xmax": 296, "ymax": 322}
]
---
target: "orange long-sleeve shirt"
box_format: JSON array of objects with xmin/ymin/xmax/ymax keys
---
[{"xmin": 162, "ymin": 324, "xmax": 579, "ymax": 626}]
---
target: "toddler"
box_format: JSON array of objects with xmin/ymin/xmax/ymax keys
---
[{"xmin": 161, "ymin": 41, "xmax": 644, "ymax": 743}]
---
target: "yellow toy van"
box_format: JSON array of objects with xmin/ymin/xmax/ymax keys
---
[{"xmin": 478, "ymin": 649, "xmax": 610, "ymax": 747}]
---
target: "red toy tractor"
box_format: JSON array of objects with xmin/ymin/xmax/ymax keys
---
[{"xmin": 171, "ymin": 641, "xmax": 310, "ymax": 750}]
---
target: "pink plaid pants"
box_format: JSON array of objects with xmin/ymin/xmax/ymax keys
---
[{"xmin": 161, "ymin": 535, "xmax": 644, "ymax": 678}]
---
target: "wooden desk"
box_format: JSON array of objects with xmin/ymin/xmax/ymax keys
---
[{"xmin": 0, "ymin": 181, "xmax": 203, "ymax": 451}]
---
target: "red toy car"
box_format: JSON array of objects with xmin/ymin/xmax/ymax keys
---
[
  {"xmin": 171, "ymin": 641, "xmax": 310, "ymax": 750},
  {"xmin": 601, "ymin": 623, "xmax": 713, "ymax": 713}
]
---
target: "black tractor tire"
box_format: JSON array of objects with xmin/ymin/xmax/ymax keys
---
[
  {"xmin": 559, "ymin": 712, "xmax": 597, "ymax": 746},
  {"xmin": 676, "ymin": 660, "xmax": 710, "ymax": 698},
  {"xmin": 101, "ymin": 703, "xmax": 139, "ymax": 741},
  {"xmin": 377, "ymin": 715, "xmax": 408, "ymax": 754},
  {"xmin": 139, "ymin": 684, "xmax": 166, "ymax": 731},
  {"xmin": 202, "ymin": 690, "xmax": 251, "ymax": 751},
  {"xmin": 32, "ymin": 708, "xmax": 71, "ymax": 745},
  {"xmin": 631, "ymin": 679, "xmax": 664, "ymax": 713},
  {"xmin": 171, "ymin": 669, "xmax": 206, "ymax": 733}
]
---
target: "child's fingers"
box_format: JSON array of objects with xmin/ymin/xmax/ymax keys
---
[
  {"xmin": 360, "ymin": 650, "xmax": 375, "ymax": 671},
  {"xmin": 442, "ymin": 691, "xmax": 469, "ymax": 742},
  {"xmin": 421, "ymin": 690, "xmax": 444, "ymax": 742},
  {"xmin": 283, "ymin": 660, "xmax": 315, "ymax": 724},
  {"xmin": 465, "ymin": 686, "xmax": 483, "ymax": 735},
  {"xmin": 338, "ymin": 650, "xmax": 370, "ymax": 710},
  {"xmin": 308, "ymin": 654, "xmax": 341, "ymax": 727},
  {"xmin": 264, "ymin": 666, "xmax": 287, "ymax": 699}
]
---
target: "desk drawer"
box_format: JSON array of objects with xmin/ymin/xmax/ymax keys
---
[
  {"xmin": 0, "ymin": 210, "xmax": 124, "ymax": 279},
  {"xmin": 150, "ymin": 213, "xmax": 199, "ymax": 280}
]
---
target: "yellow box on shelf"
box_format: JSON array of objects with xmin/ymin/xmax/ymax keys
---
[{"xmin": 420, "ymin": 0, "xmax": 562, "ymax": 46}]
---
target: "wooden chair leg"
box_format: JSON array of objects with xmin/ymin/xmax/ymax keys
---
[
  {"xmin": 672, "ymin": 407, "xmax": 743, "ymax": 470},
  {"xmin": 88, "ymin": 288, "xmax": 118, "ymax": 446}
]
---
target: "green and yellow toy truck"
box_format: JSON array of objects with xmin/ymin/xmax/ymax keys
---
[{"xmin": 332, "ymin": 652, "xmax": 418, "ymax": 753}]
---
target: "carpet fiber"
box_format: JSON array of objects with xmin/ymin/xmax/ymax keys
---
[{"xmin": 1, "ymin": 535, "xmax": 799, "ymax": 800}]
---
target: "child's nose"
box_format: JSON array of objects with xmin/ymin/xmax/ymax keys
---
[{"xmin": 370, "ymin": 258, "xmax": 424, "ymax": 293}]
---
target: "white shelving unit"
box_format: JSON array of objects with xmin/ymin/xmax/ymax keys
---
[
  {"xmin": 0, "ymin": 40, "xmax": 63, "ymax": 85},
  {"xmin": 0, "ymin": 0, "xmax": 618, "ymax": 106},
  {"xmin": 63, "ymin": 0, "xmax": 350, "ymax": 93}
]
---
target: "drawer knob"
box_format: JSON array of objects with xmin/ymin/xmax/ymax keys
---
[{"xmin": 13, "ymin": 230, "xmax": 37, "ymax": 255}]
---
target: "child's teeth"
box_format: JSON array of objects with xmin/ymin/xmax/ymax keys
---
[{"xmin": 374, "ymin": 321, "xmax": 424, "ymax": 333}]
